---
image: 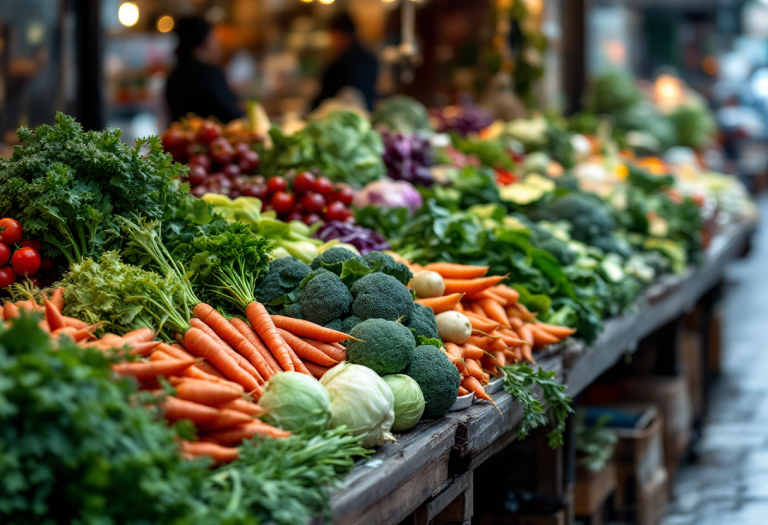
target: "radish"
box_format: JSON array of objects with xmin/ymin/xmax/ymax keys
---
[
  {"xmin": 435, "ymin": 311, "xmax": 472, "ymax": 344},
  {"xmin": 411, "ymin": 271, "xmax": 445, "ymax": 299}
]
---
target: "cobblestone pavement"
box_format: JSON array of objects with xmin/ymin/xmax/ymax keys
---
[{"xmin": 661, "ymin": 195, "xmax": 768, "ymax": 525}]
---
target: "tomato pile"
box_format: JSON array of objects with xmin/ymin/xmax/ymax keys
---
[
  {"xmin": 262, "ymin": 172, "xmax": 355, "ymax": 226},
  {"xmin": 161, "ymin": 117, "xmax": 262, "ymax": 198},
  {"xmin": 0, "ymin": 218, "xmax": 55, "ymax": 290}
]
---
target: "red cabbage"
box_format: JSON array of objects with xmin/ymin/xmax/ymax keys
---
[{"xmin": 314, "ymin": 221, "xmax": 391, "ymax": 255}]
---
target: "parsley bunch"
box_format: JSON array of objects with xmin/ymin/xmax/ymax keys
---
[{"xmin": 0, "ymin": 113, "xmax": 184, "ymax": 265}]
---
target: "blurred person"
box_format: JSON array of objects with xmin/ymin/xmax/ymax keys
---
[
  {"xmin": 165, "ymin": 17, "xmax": 243, "ymax": 123},
  {"xmin": 312, "ymin": 13, "xmax": 379, "ymax": 111}
]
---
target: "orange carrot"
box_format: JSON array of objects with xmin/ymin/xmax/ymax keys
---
[
  {"xmin": 189, "ymin": 318, "xmax": 228, "ymax": 347},
  {"xmin": 245, "ymin": 303, "xmax": 294, "ymax": 372},
  {"xmin": 167, "ymin": 374, "xmax": 245, "ymax": 393},
  {"xmin": 415, "ymin": 293, "xmax": 464, "ymax": 314},
  {"xmin": 478, "ymin": 298, "xmax": 510, "ymax": 326},
  {"xmin": 278, "ymin": 329, "xmax": 339, "ymax": 367},
  {"xmin": 462, "ymin": 311, "xmax": 502, "ymax": 332},
  {"xmin": 452, "ymin": 301, "xmax": 464, "ymax": 313},
  {"xmin": 518, "ymin": 325, "xmax": 536, "ymax": 364},
  {"xmin": 182, "ymin": 328, "xmax": 260, "ymax": 391},
  {"xmin": 507, "ymin": 303, "xmax": 537, "ymax": 321},
  {"xmin": 283, "ymin": 343, "xmax": 313, "ymax": 376},
  {"xmin": 4, "ymin": 302, "xmax": 19, "ymax": 320},
  {"xmin": 460, "ymin": 343, "xmax": 486, "ymax": 360},
  {"xmin": 128, "ymin": 341, "xmax": 161, "ymax": 357},
  {"xmin": 462, "ymin": 376, "xmax": 497, "ymax": 408},
  {"xmin": 303, "ymin": 361, "xmax": 331, "ymax": 379},
  {"xmin": 123, "ymin": 328, "xmax": 155, "ymax": 344},
  {"xmin": 189, "ymin": 318, "xmax": 265, "ymax": 384},
  {"xmin": 300, "ymin": 337, "xmax": 346, "ymax": 362},
  {"xmin": 63, "ymin": 316, "xmax": 88, "ymax": 329},
  {"xmin": 444, "ymin": 343, "xmax": 466, "ymax": 374},
  {"xmin": 465, "ymin": 358, "xmax": 484, "ymax": 380},
  {"xmin": 230, "ymin": 318, "xmax": 279, "ymax": 376},
  {"xmin": 466, "ymin": 335, "xmax": 496, "ymax": 351},
  {"xmin": 423, "ymin": 262, "xmax": 489, "ymax": 279},
  {"xmin": 528, "ymin": 324, "xmax": 561, "ymax": 346},
  {"xmin": 492, "ymin": 285, "xmax": 520, "ymax": 304},
  {"xmin": 509, "ymin": 317, "xmax": 525, "ymax": 330},
  {"xmin": 270, "ymin": 315, "xmax": 352, "ymax": 343},
  {"xmin": 491, "ymin": 337, "xmax": 508, "ymax": 353},
  {"xmin": 112, "ymin": 359, "xmax": 196, "ymax": 382},
  {"xmin": 201, "ymin": 421, "xmax": 290, "ymax": 445},
  {"xmin": 458, "ymin": 386, "xmax": 470, "ymax": 396},
  {"xmin": 472, "ymin": 289, "xmax": 508, "ymax": 305},
  {"xmin": 198, "ymin": 408, "xmax": 254, "ymax": 432},
  {"xmin": 160, "ymin": 396, "xmax": 221, "ymax": 425},
  {"xmin": 159, "ymin": 344, "xmax": 225, "ymax": 381},
  {"xmin": 331, "ymin": 342, "xmax": 345, "ymax": 350},
  {"xmin": 180, "ymin": 440, "xmax": 239, "ymax": 464},
  {"xmin": 534, "ymin": 322, "xmax": 576, "ymax": 339},
  {"xmin": 49, "ymin": 287, "xmax": 65, "ymax": 312},
  {"xmin": 44, "ymin": 297, "xmax": 67, "ymax": 331},
  {"xmin": 444, "ymin": 275, "xmax": 507, "ymax": 297},
  {"xmin": 218, "ymin": 398, "xmax": 264, "ymax": 416},
  {"xmin": 192, "ymin": 305, "xmax": 272, "ymax": 381},
  {"xmin": 468, "ymin": 302, "xmax": 486, "ymax": 317},
  {"xmin": 175, "ymin": 379, "xmax": 243, "ymax": 407}
]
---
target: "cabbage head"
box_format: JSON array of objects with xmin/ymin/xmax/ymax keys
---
[
  {"xmin": 321, "ymin": 363, "xmax": 395, "ymax": 447},
  {"xmin": 383, "ymin": 374, "xmax": 425, "ymax": 432},
  {"xmin": 258, "ymin": 372, "xmax": 331, "ymax": 435}
]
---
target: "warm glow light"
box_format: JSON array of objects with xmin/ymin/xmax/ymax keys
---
[
  {"xmin": 157, "ymin": 15, "xmax": 174, "ymax": 33},
  {"xmin": 654, "ymin": 74, "xmax": 684, "ymax": 111},
  {"xmin": 318, "ymin": 0, "xmax": 334, "ymax": 4},
  {"xmin": 301, "ymin": 0, "xmax": 313, "ymax": 3},
  {"xmin": 118, "ymin": 2, "xmax": 139, "ymax": 27}
]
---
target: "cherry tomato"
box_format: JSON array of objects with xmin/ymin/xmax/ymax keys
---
[
  {"xmin": 161, "ymin": 128, "xmax": 186, "ymax": 150},
  {"xmin": 191, "ymin": 185, "xmax": 208, "ymax": 197},
  {"xmin": 237, "ymin": 150, "xmax": 260, "ymax": 174},
  {"xmin": 40, "ymin": 256, "xmax": 54, "ymax": 272},
  {"xmin": 285, "ymin": 211, "xmax": 304, "ymax": 222},
  {"xmin": 221, "ymin": 164, "xmax": 241, "ymax": 179},
  {"xmin": 189, "ymin": 153, "xmax": 212, "ymax": 172},
  {"xmin": 313, "ymin": 177, "xmax": 334, "ymax": 196},
  {"xmin": 293, "ymin": 171, "xmax": 316, "ymax": 194},
  {"xmin": 233, "ymin": 142, "xmax": 251, "ymax": 157},
  {"xmin": 19, "ymin": 239, "xmax": 43, "ymax": 253},
  {"xmin": 11, "ymin": 247, "xmax": 41, "ymax": 275},
  {"xmin": 209, "ymin": 137, "xmax": 235, "ymax": 166},
  {"xmin": 0, "ymin": 266, "xmax": 15, "ymax": 288},
  {"xmin": 187, "ymin": 164, "xmax": 208, "ymax": 186},
  {"xmin": 332, "ymin": 185, "xmax": 355, "ymax": 206},
  {"xmin": 271, "ymin": 192, "xmax": 296, "ymax": 215},
  {"xmin": 241, "ymin": 184, "xmax": 268, "ymax": 200},
  {"xmin": 302, "ymin": 213, "xmax": 322, "ymax": 226},
  {"xmin": 324, "ymin": 201, "xmax": 350, "ymax": 222},
  {"xmin": 186, "ymin": 142, "xmax": 206, "ymax": 159},
  {"xmin": 0, "ymin": 244, "xmax": 9, "ymax": 266},
  {"xmin": 197, "ymin": 121, "xmax": 222, "ymax": 144},
  {"xmin": 0, "ymin": 218, "xmax": 22, "ymax": 245},
  {"xmin": 300, "ymin": 192, "xmax": 326, "ymax": 213},
  {"xmin": 266, "ymin": 176, "xmax": 287, "ymax": 195},
  {"xmin": 229, "ymin": 189, "xmax": 242, "ymax": 199}
]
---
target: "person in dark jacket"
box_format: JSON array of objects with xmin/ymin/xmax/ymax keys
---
[
  {"xmin": 312, "ymin": 13, "xmax": 379, "ymax": 110},
  {"xmin": 165, "ymin": 17, "xmax": 243, "ymax": 123}
]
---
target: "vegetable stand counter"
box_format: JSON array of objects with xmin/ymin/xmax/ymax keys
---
[{"xmin": 325, "ymin": 218, "xmax": 757, "ymax": 525}]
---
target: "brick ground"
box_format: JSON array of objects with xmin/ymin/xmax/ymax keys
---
[{"xmin": 662, "ymin": 196, "xmax": 768, "ymax": 525}]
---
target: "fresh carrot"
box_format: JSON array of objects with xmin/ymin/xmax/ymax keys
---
[
  {"xmin": 471, "ymin": 289, "xmax": 508, "ymax": 305},
  {"xmin": 478, "ymin": 298, "xmax": 510, "ymax": 326},
  {"xmin": 492, "ymin": 285, "xmax": 521, "ymax": 304},
  {"xmin": 112, "ymin": 359, "xmax": 196, "ymax": 382},
  {"xmin": 467, "ymin": 302, "xmax": 485, "ymax": 317},
  {"xmin": 464, "ymin": 358, "xmax": 484, "ymax": 380},
  {"xmin": 4, "ymin": 302, "xmax": 19, "ymax": 320},
  {"xmin": 167, "ymin": 375, "xmax": 245, "ymax": 393},
  {"xmin": 245, "ymin": 303, "xmax": 294, "ymax": 372},
  {"xmin": 331, "ymin": 342, "xmax": 345, "ymax": 350},
  {"xmin": 189, "ymin": 318, "xmax": 228, "ymax": 347},
  {"xmin": 491, "ymin": 337, "xmax": 509, "ymax": 353},
  {"xmin": 462, "ymin": 311, "xmax": 502, "ymax": 332},
  {"xmin": 218, "ymin": 398, "xmax": 264, "ymax": 416},
  {"xmin": 518, "ymin": 325, "xmax": 536, "ymax": 364},
  {"xmin": 160, "ymin": 395, "xmax": 221, "ymax": 425},
  {"xmin": 460, "ymin": 343, "xmax": 486, "ymax": 360},
  {"xmin": 509, "ymin": 317, "xmax": 525, "ymax": 330},
  {"xmin": 180, "ymin": 440, "xmax": 239, "ymax": 464},
  {"xmin": 303, "ymin": 361, "xmax": 331, "ymax": 379},
  {"xmin": 444, "ymin": 275, "xmax": 507, "ymax": 297},
  {"xmin": 182, "ymin": 328, "xmax": 260, "ymax": 391},
  {"xmin": 158, "ymin": 342, "xmax": 194, "ymax": 360},
  {"xmin": 452, "ymin": 301, "xmax": 464, "ymax": 313},
  {"xmin": 49, "ymin": 287, "xmax": 65, "ymax": 313},
  {"xmin": 466, "ymin": 335, "xmax": 496, "ymax": 351},
  {"xmin": 504, "ymin": 347, "xmax": 521, "ymax": 364},
  {"xmin": 462, "ymin": 376, "xmax": 499, "ymax": 410},
  {"xmin": 43, "ymin": 297, "xmax": 67, "ymax": 331},
  {"xmin": 123, "ymin": 328, "xmax": 155, "ymax": 344},
  {"xmin": 190, "ymin": 317, "xmax": 265, "ymax": 384},
  {"xmin": 528, "ymin": 324, "xmax": 561, "ymax": 346},
  {"xmin": 496, "ymin": 328, "xmax": 530, "ymax": 346},
  {"xmin": 415, "ymin": 293, "xmax": 464, "ymax": 314},
  {"xmin": 38, "ymin": 320, "xmax": 51, "ymax": 333},
  {"xmin": 423, "ymin": 262, "xmax": 489, "ymax": 279},
  {"xmin": 192, "ymin": 305, "xmax": 272, "ymax": 381},
  {"xmin": 15, "ymin": 299, "xmax": 36, "ymax": 313},
  {"xmin": 534, "ymin": 322, "xmax": 577, "ymax": 339},
  {"xmin": 63, "ymin": 316, "xmax": 89, "ymax": 329},
  {"xmin": 278, "ymin": 329, "xmax": 339, "ymax": 367},
  {"xmin": 198, "ymin": 408, "xmax": 254, "ymax": 432},
  {"xmin": 283, "ymin": 343, "xmax": 313, "ymax": 376},
  {"xmin": 159, "ymin": 344, "xmax": 225, "ymax": 381},
  {"xmin": 458, "ymin": 386, "xmax": 470, "ymax": 396},
  {"xmin": 300, "ymin": 337, "xmax": 346, "ymax": 363},
  {"xmin": 444, "ymin": 343, "xmax": 466, "ymax": 374},
  {"xmin": 506, "ymin": 303, "xmax": 537, "ymax": 321},
  {"xmin": 127, "ymin": 341, "xmax": 161, "ymax": 357},
  {"xmin": 175, "ymin": 379, "xmax": 243, "ymax": 407},
  {"xmin": 270, "ymin": 315, "xmax": 352, "ymax": 343},
  {"xmin": 230, "ymin": 318, "xmax": 279, "ymax": 376},
  {"xmin": 201, "ymin": 421, "xmax": 290, "ymax": 445}
]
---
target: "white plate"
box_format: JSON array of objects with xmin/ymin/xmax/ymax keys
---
[
  {"xmin": 449, "ymin": 392, "xmax": 474, "ymax": 411},
  {"xmin": 484, "ymin": 376, "xmax": 504, "ymax": 395}
]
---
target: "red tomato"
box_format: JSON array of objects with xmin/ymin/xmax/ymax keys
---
[
  {"xmin": 236, "ymin": 150, "xmax": 260, "ymax": 174},
  {"xmin": 161, "ymin": 128, "xmax": 186, "ymax": 150},
  {"xmin": 187, "ymin": 164, "xmax": 208, "ymax": 186},
  {"xmin": 191, "ymin": 185, "xmax": 208, "ymax": 198},
  {"xmin": 189, "ymin": 153, "xmax": 212, "ymax": 172},
  {"xmin": 324, "ymin": 201, "xmax": 350, "ymax": 222},
  {"xmin": 0, "ymin": 218, "xmax": 22, "ymax": 245},
  {"xmin": 271, "ymin": 192, "xmax": 296, "ymax": 215},
  {"xmin": 19, "ymin": 239, "xmax": 43, "ymax": 253},
  {"xmin": 293, "ymin": 171, "xmax": 316, "ymax": 194},
  {"xmin": 12, "ymin": 247, "xmax": 41, "ymax": 275},
  {"xmin": 313, "ymin": 177, "xmax": 334, "ymax": 196},
  {"xmin": 197, "ymin": 121, "xmax": 222, "ymax": 144},
  {"xmin": 332, "ymin": 185, "xmax": 355, "ymax": 205},
  {"xmin": 221, "ymin": 164, "xmax": 241, "ymax": 179},
  {"xmin": 285, "ymin": 211, "xmax": 304, "ymax": 222},
  {"xmin": 300, "ymin": 192, "xmax": 326, "ymax": 213},
  {"xmin": 0, "ymin": 244, "xmax": 9, "ymax": 266},
  {"xmin": 241, "ymin": 184, "xmax": 268, "ymax": 200},
  {"xmin": 233, "ymin": 142, "xmax": 251, "ymax": 157},
  {"xmin": 302, "ymin": 213, "xmax": 322, "ymax": 226},
  {"xmin": 0, "ymin": 266, "xmax": 15, "ymax": 288},
  {"xmin": 40, "ymin": 256, "xmax": 54, "ymax": 272},
  {"xmin": 209, "ymin": 137, "xmax": 235, "ymax": 166},
  {"xmin": 266, "ymin": 176, "xmax": 287, "ymax": 195}
]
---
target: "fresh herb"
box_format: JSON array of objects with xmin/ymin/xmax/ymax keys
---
[{"xmin": 575, "ymin": 413, "xmax": 618, "ymax": 472}]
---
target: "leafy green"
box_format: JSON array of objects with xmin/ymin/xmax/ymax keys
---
[
  {"xmin": 575, "ymin": 413, "xmax": 618, "ymax": 472},
  {"xmin": 667, "ymin": 102, "xmax": 716, "ymax": 150},
  {"xmin": 372, "ymin": 95, "xmax": 433, "ymax": 134},
  {"xmin": 0, "ymin": 113, "xmax": 184, "ymax": 265}
]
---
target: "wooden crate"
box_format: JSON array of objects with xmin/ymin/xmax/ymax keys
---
[
  {"xmin": 636, "ymin": 467, "xmax": 668, "ymax": 525},
  {"xmin": 574, "ymin": 461, "xmax": 617, "ymax": 517},
  {"xmin": 413, "ymin": 471, "xmax": 473, "ymax": 525}
]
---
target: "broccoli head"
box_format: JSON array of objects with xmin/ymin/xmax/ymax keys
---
[
  {"xmin": 362, "ymin": 251, "xmax": 413, "ymax": 286},
  {"xmin": 254, "ymin": 257, "xmax": 311, "ymax": 304},
  {"xmin": 324, "ymin": 319, "xmax": 344, "ymax": 333},
  {"xmin": 298, "ymin": 271, "xmax": 353, "ymax": 326},
  {"xmin": 538, "ymin": 237, "xmax": 577, "ymax": 266},
  {"xmin": 311, "ymin": 247, "xmax": 359, "ymax": 270},
  {"xmin": 405, "ymin": 345, "xmax": 461, "ymax": 419},
  {"xmin": 284, "ymin": 302, "xmax": 303, "ymax": 319},
  {"xmin": 406, "ymin": 303, "xmax": 439, "ymax": 340},
  {"xmin": 350, "ymin": 272, "xmax": 414, "ymax": 323},
  {"xmin": 346, "ymin": 319, "xmax": 416, "ymax": 375},
  {"xmin": 539, "ymin": 194, "xmax": 616, "ymax": 245},
  {"xmin": 342, "ymin": 316, "xmax": 364, "ymax": 334}
]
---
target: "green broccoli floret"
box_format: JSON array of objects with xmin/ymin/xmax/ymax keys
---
[
  {"xmin": 350, "ymin": 272, "xmax": 414, "ymax": 323},
  {"xmin": 298, "ymin": 271, "xmax": 352, "ymax": 326},
  {"xmin": 346, "ymin": 319, "xmax": 416, "ymax": 375},
  {"xmin": 311, "ymin": 247, "xmax": 359, "ymax": 270},
  {"xmin": 406, "ymin": 303, "xmax": 439, "ymax": 340},
  {"xmin": 324, "ymin": 319, "xmax": 343, "ymax": 332},
  {"xmin": 405, "ymin": 345, "xmax": 461, "ymax": 419},
  {"xmin": 536, "ymin": 194, "xmax": 616, "ymax": 245},
  {"xmin": 342, "ymin": 316, "xmax": 364, "ymax": 334},
  {"xmin": 284, "ymin": 302, "xmax": 303, "ymax": 319},
  {"xmin": 538, "ymin": 237, "xmax": 577, "ymax": 266},
  {"xmin": 254, "ymin": 257, "xmax": 311, "ymax": 304},
  {"xmin": 362, "ymin": 251, "xmax": 413, "ymax": 286},
  {"xmin": 591, "ymin": 235, "xmax": 634, "ymax": 259}
]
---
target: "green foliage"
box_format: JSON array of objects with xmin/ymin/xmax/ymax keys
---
[
  {"xmin": 372, "ymin": 96, "xmax": 433, "ymax": 134},
  {"xmin": 575, "ymin": 413, "xmax": 618, "ymax": 472},
  {"xmin": 0, "ymin": 113, "xmax": 184, "ymax": 265},
  {"xmin": 404, "ymin": 345, "xmax": 461, "ymax": 419},
  {"xmin": 451, "ymin": 136, "xmax": 514, "ymax": 170},
  {"xmin": 350, "ymin": 272, "xmax": 414, "ymax": 323},
  {"xmin": 346, "ymin": 319, "xmax": 416, "ymax": 375},
  {"xmin": 667, "ymin": 103, "xmax": 716, "ymax": 150}
]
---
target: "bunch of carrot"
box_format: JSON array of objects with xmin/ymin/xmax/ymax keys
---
[{"xmin": 405, "ymin": 262, "xmax": 576, "ymax": 405}]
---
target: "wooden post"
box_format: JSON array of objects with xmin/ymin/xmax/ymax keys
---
[{"xmin": 562, "ymin": 0, "xmax": 587, "ymax": 114}]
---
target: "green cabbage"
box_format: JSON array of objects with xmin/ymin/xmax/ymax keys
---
[
  {"xmin": 258, "ymin": 372, "xmax": 331, "ymax": 435},
  {"xmin": 383, "ymin": 374, "xmax": 425, "ymax": 432},
  {"xmin": 320, "ymin": 363, "xmax": 395, "ymax": 447}
]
